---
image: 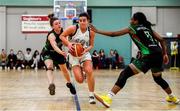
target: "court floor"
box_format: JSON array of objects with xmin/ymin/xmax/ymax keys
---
[{"xmin": 0, "ymin": 68, "xmax": 180, "ymax": 111}]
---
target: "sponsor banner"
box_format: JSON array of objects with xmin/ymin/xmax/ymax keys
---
[{"xmin": 21, "ymin": 15, "xmax": 51, "ymax": 33}]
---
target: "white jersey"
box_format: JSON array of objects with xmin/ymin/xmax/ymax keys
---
[{"xmin": 70, "ymin": 24, "xmax": 90, "ymax": 48}]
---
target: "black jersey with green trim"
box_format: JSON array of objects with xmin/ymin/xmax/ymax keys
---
[
  {"xmin": 129, "ymin": 24, "xmax": 162, "ymax": 55},
  {"xmin": 43, "ymin": 29, "xmax": 63, "ymax": 51}
]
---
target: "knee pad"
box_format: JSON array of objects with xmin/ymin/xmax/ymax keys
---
[
  {"xmin": 153, "ymin": 75, "xmax": 169, "ymax": 89},
  {"xmin": 115, "ymin": 66, "xmax": 134, "ymax": 88},
  {"xmin": 45, "ymin": 66, "xmax": 54, "ymax": 71}
]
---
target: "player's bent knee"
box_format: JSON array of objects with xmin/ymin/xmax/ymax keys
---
[
  {"xmin": 115, "ymin": 66, "xmax": 134, "ymax": 88},
  {"xmin": 152, "ymin": 75, "xmax": 169, "ymax": 89},
  {"xmin": 46, "ymin": 66, "xmax": 54, "ymax": 71},
  {"xmin": 76, "ymin": 77, "xmax": 84, "ymax": 84},
  {"xmin": 84, "ymin": 67, "xmax": 93, "ymax": 74}
]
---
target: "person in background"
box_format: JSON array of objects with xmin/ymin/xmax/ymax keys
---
[
  {"xmin": 92, "ymin": 50, "xmax": 99, "ymax": 69},
  {"xmin": 31, "ymin": 50, "xmax": 40, "ymax": 70},
  {"xmin": 113, "ymin": 49, "xmax": 124, "ymax": 69},
  {"xmin": 0, "ymin": 49, "xmax": 7, "ymax": 70},
  {"xmin": 107, "ymin": 49, "xmax": 116, "ymax": 69},
  {"xmin": 24, "ymin": 48, "xmax": 33, "ymax": 69},
  {"xmin": 7, "ymin": 49, "xmax": 17, "ymax": 69},
  {"xmin": 99, "ymin": 49, "xmax": 106, "ymax": 69},
  {"xmin": 15, "ymin": 50, "xmax": 25, "ymax": 70}
]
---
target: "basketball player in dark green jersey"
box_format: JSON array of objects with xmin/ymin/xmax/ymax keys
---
[
  {"xmin": 42, "ymin": 13, "xmax": 76, "ymax": 95},
  {"xmin": 90, "ymin": 12, "xmax": 179, "ymax": 108}
]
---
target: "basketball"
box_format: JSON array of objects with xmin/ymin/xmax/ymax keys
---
[{"xmin": 70, "ymin": 43, "xmax": 84, "ymax": 57}]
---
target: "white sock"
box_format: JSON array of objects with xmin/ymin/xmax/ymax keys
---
[
  {"xmin": 107, "ymin": 91, "xmax": 115, "ymax": 99},
  {"xmin": 89, "ymin": 92, "xmax": 94, "ymax": 97},
  {"xmin": 168, "ymin": 93, "xmax": 174, "ymax": 98}
]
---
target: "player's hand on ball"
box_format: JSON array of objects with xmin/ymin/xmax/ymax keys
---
[{"xmin": 68, "ymin": 43, "xmax": 75, "ymax": 53}]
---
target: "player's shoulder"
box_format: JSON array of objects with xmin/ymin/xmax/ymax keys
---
[{"xmin": 66, "ymin": 25, "xmax": 77, "ymax": 31}]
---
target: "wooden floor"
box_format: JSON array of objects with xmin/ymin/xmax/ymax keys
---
[{"xmin": 0, "ymin": 68, "xmax": 180, "ymax": 111}]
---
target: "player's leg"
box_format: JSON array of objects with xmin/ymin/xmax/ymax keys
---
[
  {"xmin": 95, "ymin": 58, "xmax": 149, "ymax": 108},
  {"xmin": 69, "ymin": 54, "xmax": 84, "ymax": 83},
  {"xmin": 94, "ymin": 64, "xmax": 138, "ymax": 108},
  {"xmin": 152, "ymin": 72, "xmax": 179, "ymax": 104},
  {"xmin": 83, "ymin": 60, "xmax": 96, "ymax": 104},
  {"xmin": 72, "ymin": 65, "xmax": 84, "ymax": 83},
  {"xmin": 151, "ymin": 53, "xmax": 179, "ymax": 104},
  {"xmin": 44, "ymin": 59, "xmax": 55, "ymax": 95},
  {"xmin": 58, "ymin": 64, "xmax": 76, "ymax": 95}
]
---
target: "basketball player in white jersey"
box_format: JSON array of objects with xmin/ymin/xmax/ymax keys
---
[{"xmin": 60, "ymin": 12, "xmax": 96, "ymax": 104}]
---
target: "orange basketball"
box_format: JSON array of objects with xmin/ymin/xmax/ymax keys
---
[{"xmin": 70, "ymin": 43, "xmax": 84, "ymax": 57}]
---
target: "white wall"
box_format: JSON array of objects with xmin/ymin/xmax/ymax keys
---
[
  {"xmin": 6, "ymin": 7, "xmax": 52, "ymax": 53},
  {"xmin": 155, "ymin": 8, "xmax": 180, "ymax": 37},
  {"xmin": 0, "ymin": 6, "xmax": 6, "ymax": 51}
]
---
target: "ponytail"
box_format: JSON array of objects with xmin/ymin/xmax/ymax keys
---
[{"xmin": 48, "ymin": 13, "xmax": 58, "ymax": 26}]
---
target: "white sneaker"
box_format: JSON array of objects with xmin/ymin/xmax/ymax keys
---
[
  {"xmin": 21, "ymin": 64, "xmax": 25, "ymax": 68},
  {"xmin": 89, "ymin": 96, "xmax": 96, "ymax": 104},
  {"xmin": 31, "ymin": 64, "xmax": 34, "ymax": 68}
]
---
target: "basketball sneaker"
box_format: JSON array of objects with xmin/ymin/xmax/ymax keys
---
[
  {"xmin": 48, "ymin": 83, "xmax": 55, "ymax": 95},
  {"xmin": 94, "ymin": 93, "xmax": 112, "ymax": 108},
  {"xmin": 166, "ymin": 96, "xmax": 180, "ymax": 104},
  {"xmin": 66, "ymin": 83, "xmax": 76, "ymax": 95},
  {"xmin": 89, "ymin": 96, "xmax": 96, "ymax": 104}
]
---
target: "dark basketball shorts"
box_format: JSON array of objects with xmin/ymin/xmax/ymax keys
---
[
  {"xmin": 131, "ymin": 53, "xmax": 164, "ymax": 73},
  {"xmin": 42, "ymin": 49, "xmax": 66, "ymax": 65}
]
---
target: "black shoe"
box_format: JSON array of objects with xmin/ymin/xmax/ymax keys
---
[
  {"xmin": 66, "ymin": 83, "xmax": 76, "ymax": 95},
  {"xmin": 48, "ymin": 83, "xmax": 55, "ymax": 95}
]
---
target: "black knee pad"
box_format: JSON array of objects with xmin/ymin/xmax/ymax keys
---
[
  {"xmin": 153, "ymin": 75, "xmax": 169, "ymax": 89},
  {"xmin": 115, "ymin": 66, "xmax": 134, "ymax": 88},
  {"xmin": 45, "ymin": 66, "xmax": 54, "ymax": 71}
]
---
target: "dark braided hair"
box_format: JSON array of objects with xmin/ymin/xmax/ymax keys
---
[
  {"xmin": 48, "ymin": 13, "xmax": 59, "ymax": 27},
  {"xmin": 133, "ymin": 12, "xmax": 152, "ymax": 31}
]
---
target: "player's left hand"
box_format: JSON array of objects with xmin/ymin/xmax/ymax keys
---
[
  {"xmin": 163, "ymin": 54, "xmax": 169, "ymax": 65},
  {"xmin": 89, "ymin": 24, "xmax": 98, "ymax": 32}
]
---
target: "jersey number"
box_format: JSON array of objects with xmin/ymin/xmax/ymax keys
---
[{"xmin": 144, "ymin": 31, "xmax": 155, "ymax": 44}]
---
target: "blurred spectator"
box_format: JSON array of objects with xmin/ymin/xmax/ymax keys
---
[
  {"xmin": 7, "ymin": 49, "xmax": 17, "ymax": 69},
  {"xmin": 31, "ymin": 50, "xmax": 40, "ymax": 69},
  {"xmin": 15, "ymin": 50, "xmax": 25, "ymax": 69},
  {"xmin": 24, "ymin": 48, "xmax": 33, "ymax": 69},
  {"xmin": 99, "ymin": 49, "xmax": 106, "ymax": 69},
  {"xmin": 114, "ymin": 50, "xmax": 125, "ymax": 69},
  {"xmin": 107, "ymin": 49, "xmax": 116, "ymax": 69},
  {"xmin": 0, "ymin": 49, "xmax": 7, "ymax": 70},
  {"xmin": 92, "ymin": 50, "xmax": 99, "ymax": 69},
  {"xmin": 38, "ymin": 51, "xmax": 45, "ymax": 69}
]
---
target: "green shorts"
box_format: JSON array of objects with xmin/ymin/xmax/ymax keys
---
[
  {"xmin": 132, "ymin": 53, "xmax": 164, "ymax": 73},
  {"xmin": 42, "ymin": 48, "xmax": 66, "ymax": 65}
]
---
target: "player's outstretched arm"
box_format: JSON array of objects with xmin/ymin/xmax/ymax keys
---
[
  {"xmin": 60, "ymin": 26, "xmax": 76, "ymax": 52},
  {"xmin": 90, "ymin": 24, "xmax": 130, "ymax": 37}
]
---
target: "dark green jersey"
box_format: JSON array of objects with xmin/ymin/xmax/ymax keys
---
[
  {"xmin": 43, "ymin": 29, "xmax": 63, "ymax": 51},
  {"xmin": 129, "ymin": 24, "xmax": 162, "ymax": 55}
]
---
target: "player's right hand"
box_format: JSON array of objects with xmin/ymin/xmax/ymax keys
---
[{"xmin": 68, "ymin": 43, "xmax": 75, "ymax": 53}]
